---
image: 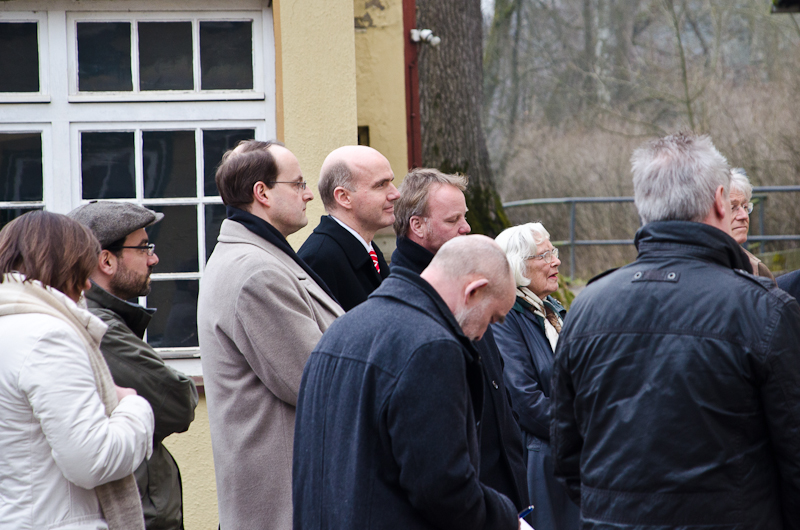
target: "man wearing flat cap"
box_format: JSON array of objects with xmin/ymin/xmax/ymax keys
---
[{"xmin": 68, "ymin": 201, "xmax": 198, "ymax": 530}]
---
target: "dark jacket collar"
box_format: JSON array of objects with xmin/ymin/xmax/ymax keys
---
[
  {"xmin": 634, "ymin": 220, "xmax": 753, "ymax": 273},
  {"xmin": 314, "ymin": 215, "xmax": 374, "ymax": 268},
  {"xmin": 371, "ymin": 267, "xmax": 478, "ymax": 363},
  {"xmin": 227, "ymin": 206, "xmax": 338, "ymax": 301},
  {"xmin": 84, "ymin": 281, "xmax": 155, "ymax": 338},
  {"xmin": 391, "ymin": 237, "xmax": 435, "ymax": 274}
]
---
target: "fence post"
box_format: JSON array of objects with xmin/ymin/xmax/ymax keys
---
[{"xmin": 570, "ymin": 201, "xmax": 576, "ymax": 278}]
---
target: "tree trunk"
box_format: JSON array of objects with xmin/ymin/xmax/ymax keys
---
[{"xmin": 417, "ymin": 0, "xmax": 510, "ymax": 238}]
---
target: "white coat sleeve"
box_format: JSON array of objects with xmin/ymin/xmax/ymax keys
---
[{"xmin": 18, "ymin": 320, "xmax": 154, "ymax": 490}]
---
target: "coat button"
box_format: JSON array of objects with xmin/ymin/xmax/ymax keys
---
[{"xmin": 492, "ymin": 380, "xmax": 499, "ymax": 389}]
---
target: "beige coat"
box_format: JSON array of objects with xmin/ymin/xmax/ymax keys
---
[{"xmin": 198, "ymin": 220, "xmax": 343, "ymax": 530}]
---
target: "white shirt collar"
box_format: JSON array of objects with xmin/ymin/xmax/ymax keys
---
[{"xmin": 329, "ymin": 215, "xmax": 373, "ymax": 253}]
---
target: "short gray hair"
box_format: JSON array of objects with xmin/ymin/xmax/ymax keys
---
[
  {"xmin": 393, "ymin": 168, "xmax": 468, "ymax": 236},
  {"xmin": 495, "ymin": 223, "xmax": 551, "ymax": 287},
  {"xmin": 730, "ymin": 168, "xmax": 753, "ymax": 202},
  {"xmin": 631, "ymin": 132, "xmax": 730, "ymax": 224},
  {"xmin": 318, "ymin": 160, "xmax": 355, "ymax": 211}
]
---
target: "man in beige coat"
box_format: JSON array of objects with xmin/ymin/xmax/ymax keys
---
[{"xmin": 197, "ymin": 140, "xmax": 344, "ymax": 530}]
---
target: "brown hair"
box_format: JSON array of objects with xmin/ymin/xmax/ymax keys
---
[
  {"xmin": 0, "ymin": 211, "xmax": 100, "ymax": 296},
  {"xmin": 215, "ymin": 139, "xmax": 284, "ymax": 210},
  {"xmin": 393, "ymin": 168, "xmax": 468, "ymax": 237}
]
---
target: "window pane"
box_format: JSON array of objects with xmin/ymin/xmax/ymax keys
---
[
  {"xmin": 202, "ymin": 129, "xmax": 254, "ymax": 195},
  {"xmin": 0, "ymin": 23, "xmax": 39, "ymax": 92},
  {"xmin": 146, "ymin": 205, "xmax": 198, "ymax": 273},
  {"xmin": 146, "ymin": 279, "xmax": 198, "ymax": 348},
  {"xmin": 0, "ymin": 133, "xmax": 43, "ymax": 201},
  {"xmin": 143, "ymin": 130, "xmax": 196, "ymax": 198},
  {"xmin": 0, "ymin": 208, "xmax": 42, "ymax": 230},
  {"xmin": 81, "ymin": 132, "xmax": 135, "ymax": 199},
  {"xmin": 138, "ymin": 22, "xmax": 193, "ymax": 91},
  {"xmin": 205, "ymin": 204, "xmax": 226, "ymax": 261},
  {"xmin": 200, "ymin": 21, "xmax": 253, "ymax": 90},
  {"xmin": 78, "ymin": 22, "xmax": 132, "ymax": 92}
]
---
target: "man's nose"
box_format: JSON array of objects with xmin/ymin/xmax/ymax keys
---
[
  {"xmin": 460, "ymin": 219, "xmax": 471, "ymax": 235},
  {"xmin": 148, "ymin": 252, "xmax": 160, "ymax": 266},
  {"xmin": 388, "ymin": 183, "xmax": 400, "ymax": 201}
]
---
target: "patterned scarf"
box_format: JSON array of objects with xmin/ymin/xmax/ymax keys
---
[{"xmin": 517, "ymin": 286, "xmax": 562, "ymax": 351}]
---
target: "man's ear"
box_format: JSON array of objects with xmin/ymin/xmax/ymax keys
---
[
  {"xmin": 333, "ymin": 186, "xmax": 353, "ymax": 211},
  {"xmin": 463, "ymin": 278, "xmax": 489, "ymax": 306},
  {"xmin": 713, "ymin": 185, "xmax": 727, "ymax": 219},
  {"xmin": 97, "ymin": 250, "xmax": 118, "ymax": 277},
  {"xmin": 409, "ymin": 216, "xmax": 426, "ymax": 239},
  {"xmin": 252, "ymin": 181, "xmax": 270, "ymax": 208}
]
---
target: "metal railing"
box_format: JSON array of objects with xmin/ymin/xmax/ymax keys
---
[{"xmin": 503, "ymin": 186, "xmax": 800, "ymax": 278}]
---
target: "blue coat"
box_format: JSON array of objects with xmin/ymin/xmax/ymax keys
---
[
  {"xmin": 493, "ymin": 296, "xmax": 579, "ymax": 530},
  {"xmin": 293, "ymin": 267, "xmax": 518, "ymax": 530}
]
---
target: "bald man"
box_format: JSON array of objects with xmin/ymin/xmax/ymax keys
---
[
  {"xmin": 298, "ymin": 146, "xmax": 400, "ymax": 311},
  {"xmin": 294, "ymin": 235, "xmax": 521, "ymax": 530}
]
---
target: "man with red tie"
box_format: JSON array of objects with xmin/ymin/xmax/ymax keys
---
[{"xmin": 298, "ymin": 145, "xmax": 400, "ymax": 311}]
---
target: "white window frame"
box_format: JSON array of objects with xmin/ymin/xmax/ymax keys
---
[
  {"xmin": 66, "ymin": 10, "xmax": 265, "ymax": 103},
  {"xmin": 0, "ymin": 12, "xmax": 50, "ymax": 103},
  {"xmin": 70, "ymin": 121, "xmax": 266, "ymax": 355},
  {"xmin": 0, "ymin": 124, "xmax": 51, "ymax": 212}
]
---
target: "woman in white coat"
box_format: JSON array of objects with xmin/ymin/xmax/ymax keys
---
[{"xmin": 0, "ymin": 211, "xmax": 154, "ymax": 530}]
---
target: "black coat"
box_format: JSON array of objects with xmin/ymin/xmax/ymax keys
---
[
  {"xmin": 392, "ymin": 237, "xmax": 529, "ymax": 510},
  {"xmin": 298, "ymin": 215, "xmax": 389, "ymax": 311},
  {"xmin": 778, "ymin": 268, "xmax": 800, "ymax": 300},
  {"xmin": 493, "ymin": 297, "xmax": 579, "ymax": 530},
  {"xmin": 552, "ymin": 221, "xmax": 800, "ymax": 529},
  {"xmin": 293, "ymin": 267, "xmax": 518, "ymax": 530}
]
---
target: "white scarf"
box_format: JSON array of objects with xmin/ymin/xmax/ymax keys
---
[
  {"xmin": 0, "ymin": 273, "xmax": 145, "ymax": 530},
  {"xmin": 517, "ymin": 286, "xmax": 562, "ymax": 351}
]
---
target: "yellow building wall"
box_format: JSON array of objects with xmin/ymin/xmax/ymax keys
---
[
  {"xmin": 279, "ymin": 0, "xmax": 359, "ymax": 248},
  {"xmin": 354, "ymin": 0, "xmax": 408, "ymax": 180}
]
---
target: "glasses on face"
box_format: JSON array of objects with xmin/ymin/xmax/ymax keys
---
[
  {"xmin": 113, "ymin": 243, "xmax": 156, "ymax": 256},
  {"xmin": 731, "ymin": 201, "xmax": 754, "ymax": 215},
  {"xmin": 526, "ymin": 248, "xmax": 559, "ymax": 263},
  {"xmin": 274, "ymin": 180, "xmax": 308, "ymax": 191}
]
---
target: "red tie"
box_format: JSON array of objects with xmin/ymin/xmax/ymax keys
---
[{"xmin": 369, "ymin": 249, "xmax": 380, "ymax": 273}]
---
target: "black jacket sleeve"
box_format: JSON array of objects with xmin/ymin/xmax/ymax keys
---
[
  {"xmin": 550, "ymin": 334, "xmax": 583, "ymax": 505},
  {"xmin": 760, "ymin": 297, "xmax": 800, "ymax": 528}
]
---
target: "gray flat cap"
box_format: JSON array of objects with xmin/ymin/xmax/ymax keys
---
[{"xmin": 68, "ymin": 201, "xmax": 164, "ymax": 248}]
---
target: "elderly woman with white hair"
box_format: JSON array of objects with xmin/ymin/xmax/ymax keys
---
[
  {"xmin": 729, "ymin": 168, "xmax": 775, "ymax": 282},
  {"xmin": 492, "ymin": 222, "xmax": 578, "ymax": 530}
]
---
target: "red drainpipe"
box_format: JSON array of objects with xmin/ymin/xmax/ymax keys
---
[{"xmin": 403, "ymin": 0, "xmax": 422, "ymax": 170}]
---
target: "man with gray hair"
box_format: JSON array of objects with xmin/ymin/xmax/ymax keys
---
[
  {"xmin": 293, "ymin": 235, "xmax": 522, "ymax": 530},
  {"xmin": 390, "ymin": 167, "xmax": 528, "ymax": 511},
  {"xmin": 298, "ymin": 145, "xmax": 400, "ymax": 311},
  {"xmin": 551, "ymin": 132, "xmax": 800, "ymax": 529}
]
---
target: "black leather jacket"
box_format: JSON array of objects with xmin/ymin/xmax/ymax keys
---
[{"xmin": 551, "ymin": 221, "xmax": 800, "ymax": 529}]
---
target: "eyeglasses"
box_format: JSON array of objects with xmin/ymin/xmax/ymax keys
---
[
  {"xmin": 111, "ymin": 243, "xmax": 156, "ymax": 256},
  {"xmin": 731, "ymin": 202, "xmax": 754, "ymax": 215},
  {"xmin": 274, "ymin": 181, "xmax": 308, "ymax": 191},
  {"xmin": 526, "ymin": 248, "xmax": 559, "ymax": 263}
]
